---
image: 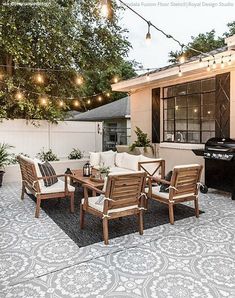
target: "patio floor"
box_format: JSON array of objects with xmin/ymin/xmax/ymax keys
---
[{"xmin": 0, "ymin": 183, "xmax": 235, "ymax": 297}]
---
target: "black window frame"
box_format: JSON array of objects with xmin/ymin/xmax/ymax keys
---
[{"xmin": 163, "ymin": 77, "xmax": 216, "ymax": 144}]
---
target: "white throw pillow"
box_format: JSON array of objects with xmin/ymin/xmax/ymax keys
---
[
  {"xmin": 115, "ymin": 152, "xmax": 125, "ymax": 168},
  {"xmin": 139, "ymin": 155, "xmax": 160, "ymax": 177},
  {"xmin": 122, "ymin": 153, "xmax": 140, "ymax": 171},
  {"xmin": 100, "ymin": 151, "xmax": 116, "ymax": 167},
  {"xmin": 89, "ymin": 152, "xmax": 100, "ymax": 167}
]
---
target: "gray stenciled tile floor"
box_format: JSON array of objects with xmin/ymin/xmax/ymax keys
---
[{"xmin": 0, "ymin": 183, "xmax": 235, "ymax": 297}]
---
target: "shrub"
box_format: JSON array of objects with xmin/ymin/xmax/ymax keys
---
[
  {"xmin": 129, "ymin": 127, "xmax": 154, "ymax": 153},
  {"xmin": 36, "ymin": 149, "xmax": 59, "ymax": 162},
  {"xmin": 68, "ymin": 148, "xmax": 83, "ymax": 160}
]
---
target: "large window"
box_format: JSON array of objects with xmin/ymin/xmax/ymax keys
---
[{"xmin": 163, "ymin": 78, "xmax": 216, "ymax": 144}]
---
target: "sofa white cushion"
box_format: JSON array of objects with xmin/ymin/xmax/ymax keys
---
[
  {"xmin": 139, "ymin": 155, "xmax": 161, "ymax": 177},
  {"xmin": 122, "ymin": 153, "xmax": 140, "ymax": 171},
  {"xmin": 40, "ymin": 179, "xmax": 75, "ymax": 194},
  {"xmin": 81, "ymin": 196, "xmax": 138, "ymax": 214},
  {"xmin": 115, "ymin": 152, "xmax": 125, "ymax": 168},
  {"xmin": 100, "ymin": 151, "xmax": 116, "ymax": 167},
  {"xmin": 109, "ymin": 167, "xmax": 135, "ymax": 174},
  {"xmin": 89, "ymin": 152, "xmax": 100, "ymax": 167}
]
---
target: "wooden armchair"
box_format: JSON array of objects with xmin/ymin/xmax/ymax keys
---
[
  {"xmin": 138, "ymin": 158, "xmax": 165, "ymax": 179},
  {"xmin": 80, "ymin": 172, "xmax": 147, "ymax": 245},
  {"xmin": 17, "ymin": 155, "xmax": 75, "ymax": 218},
  {"xmin": 147, "ymin": 164, "xmax": 203, "ymax": 224}
]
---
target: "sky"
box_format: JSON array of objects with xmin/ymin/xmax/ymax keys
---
[{"xmin": 119, "ymin": 0, "xmax": 235, "ymax": 69}]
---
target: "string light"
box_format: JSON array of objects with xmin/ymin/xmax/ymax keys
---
[
  {"xmin": 87, "ymin": 99, "xmax": 91, "ymax": 105},
  {"xmin": 59, "ymin": 100, "xmax": 64, "ymax": 107},
  {"xmin": 98, "ymin": 95, "xmax": 102, "ymax": 102},
  {"xmin": 212, "ymin": 58, "xmax": 216, "ymax": 70},
  {"xmin": 178, "ymin": 66, "xmax": 182, "ymax": 77},
  {"xmin": 39, "ymin": 96, "xmax": 48, "ymax": 106},
  {"xmin": 199, "ymin": 57, "xmax": 203, "ymax": 67},
  {"xmin": 113, "ymin": 76, "xmax": 119, "ymax": 83},
  {"xmin": 34, "ymin": 73, "xmax": 44, "ymax": 84},
  {"xmin": 74, "ymin": 100, "xmax": 80, "ymax": 107},
  {"xmin": 146, "ymin": 69, "xmax": 150, "ymax": 81},
  {"xmin": 145, "ymin": 22, "xmax": 151, "ymax": 45},
  {"xmin": 179, "ymin": 54, "xmax": 186, "ymax": 64},
  {"xmin": 75, "ymin": 75, "xmax": 83, "ymax": 85},
  {"xmin": 106, "ymin": 92, "xmax": 110, "ymax": 97},
  {"xmin": 15, "ymin": 90, "xmax": 24, "ymax": 101},
  {"xmin": 228, "ymin": 54, "xmax": 232, "ymax": 66},
  {"xmin": 221, "ymin": 56, "xmax": 225, "ymax": 69},
  {"xmin": 100, "ymin": 0, "xmax": 109, "ymax": 18},
  {"xmin": 207, "ymin": 61, "xmax": 211, "ymax": 72}
]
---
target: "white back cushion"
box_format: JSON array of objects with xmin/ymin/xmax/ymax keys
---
[
  {"xmin": 100, "ymin": 151, "xmax": 116, "ymax": 167},
  {"xmin": 89, "ymin": 152, "xmax": 100, "ymax": 167},
  {"xmin": 139, "ymin": 155, "xmax": 160, "ymax": 177},
  {"xmin": 122, "ymin": 153, "xmax": 140, "ymax": 171},
  {"xmin": 115, "ymin": 152, "xmax": 125, "ymax": 168}
]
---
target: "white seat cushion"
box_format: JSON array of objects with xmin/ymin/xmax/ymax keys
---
[
  {"xmin": 109, "ymin": 167, "xmax": 135, "ymax": 174},
  {"xmin": 151, "ymin": 186, "xmax": 195, "ymax": 200},
  {"xmin": 40, "ymin": 179, "xmax": 75, "ymax": 194},
  {"xmin": 81, "ymin": 196, "xmax": 138, "ymax": 214}
]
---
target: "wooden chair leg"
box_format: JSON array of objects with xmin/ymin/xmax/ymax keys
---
[
  {"xmin": 169, "ymin": 203, "xmax": 174, "ymax": 225},
  {"xmin": 35, "ymin": 197, "xmax": 41, "ymax": 218},
  {"xmin": 21, "ymin": 183, "xmax": 26, "ymax": 200},
  {"xmin": 194, "ymin": 197, "xmax": 199, "ymax": 218},
  {"xmin": 80, "ymin": 203, "xmax": 85, "ymax": 229},
  {"xmin": 139, "ymin": 210, "xmax": 144, "ymax": 235},
  {"xmin": 70, "ymin": 193, "xmax": 75, "ymax": 213},
  {"xmin": 103, "ymin": 218, "xmax": 109, "ymax": 245}
]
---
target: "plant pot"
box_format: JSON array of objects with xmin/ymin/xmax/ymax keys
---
[
  {"xmin": 116, "ymin": 145, "xmax": 156, "ymax": 158},
  {"xmin": 0, "ymin": 171, "xmax": 5, "ymax": 187}
]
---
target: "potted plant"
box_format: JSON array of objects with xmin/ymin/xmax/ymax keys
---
[
  {"xmin": 0, "ymin": 143, "xmax": 14, "ymax": 187},
  {"xmin": 99, "ymin": 164, "xmax": 110, "ymax": 180},
  {"xmin": 129, "ymin": 127, "xmax": 154, "ymax": 157},
  {"xmin": 36, "ymin": 148, "xmax": 59, "ymax": 162}
]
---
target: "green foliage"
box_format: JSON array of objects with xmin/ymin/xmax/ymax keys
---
[
  {"xmin": 36, "ymin": 148, "xmax": 59, "ymax": 162},
  {"xmin": 168, "ymin": 22, "xmax": 235, "ymax": 63},
  {"xmin": 0, "ymin": 143, "xmax": 14, "ymax": 169},
  {"xmin": 10, "ymin": 152, "xmax": 30, "ymax": 165},
  {"xmin": 68, "ymin": 148, "xmax": 83, "ymax": 160},
  {"xmin": 99, "ymin": 164, "xmax": 110, "ymax": 175},
  {"xmin": 130, "ymin": 127, "xmax": 153, "ymax": 152},
  {"xmin": 0, "ymin": 0, "xmax": 136, "ymax": 122}
]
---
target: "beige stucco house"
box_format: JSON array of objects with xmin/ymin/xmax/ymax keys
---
[{"xmin": 112, "ymin": 34, "xmax": 235, "ymax": 178}]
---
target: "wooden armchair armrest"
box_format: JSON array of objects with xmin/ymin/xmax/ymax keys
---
[
  {"xmin": 35, "ymin": 174, "xmax": 71, "ymax": 194},
  {"xmin": 152, "ymin": 176, "xmax": 171, "ymax": 185},
  {"xmin": 83, "ymin": 184, "xmax": 105, "ymax": 195},
  {"xmin": 37, "ymin": 174, "xmax": 66, "ymax": 180}
]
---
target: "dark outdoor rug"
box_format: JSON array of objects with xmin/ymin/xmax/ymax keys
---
[{"xmin": 29, "ymin": 187, "xmax": 204, "ymax": 247}]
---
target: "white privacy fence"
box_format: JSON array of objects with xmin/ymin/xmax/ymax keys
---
[{"xmin": 0, "ymin": 119, "xmax": 103, "ymax": 158}]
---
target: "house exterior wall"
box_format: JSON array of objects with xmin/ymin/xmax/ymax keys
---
[{"xmin": 130, "ymin": 69, "xmax": 235, "ymax": 182}]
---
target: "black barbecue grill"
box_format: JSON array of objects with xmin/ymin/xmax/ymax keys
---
[{"xmin": 193, "ymin": 137, "xmax": 235, "ymax": 200}]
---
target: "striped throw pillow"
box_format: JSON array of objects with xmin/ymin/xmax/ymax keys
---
[{"xmin": 38, "ymin": 161, "xmax": 58, "ymax": 187}]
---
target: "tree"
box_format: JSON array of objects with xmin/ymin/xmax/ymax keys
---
[
  {"xmin": 0, "ymin": 0, "xmax": 136, "ymax": 122},
  {"xmin": 168, "ymin": 22, "xmax": 235, "ymax": 64}
]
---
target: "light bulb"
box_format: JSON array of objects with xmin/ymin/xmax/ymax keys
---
[
  {"xmin": 59, "ymin": 100, "xmax": 64, "ymax": 107},
  {"xmin": 207, "ymin": 62, "xmax": 211, "ymax": 72},
  {"xmin": 35, "ymin": 73, "xmax": 44, "ymax": 84},
  {"xmin": 101, "ymin": 0, "xmax": 109, "ymax": 18},
  {"xmin": 199, "ymin": 57, "xmax": 203, "ymax": 67},
  {"xmin": 228, "ymin": 55, "xmax": 232, "ymax": 66},
  {"xmin": 15, "ymin": 91, "xmax": 24, "ymax": 101},
  {"xmin": 145, "ymin": 22, "xmax": 151, "ymax": 45},
  {"xmin": 179, "ymin": 55, "xmax": 186, "ymax": 64},
  {"xmin": 75, "ymin": 76, "xmax": 83, "ymax": 85},
  {"xmin": 98, "ymin": 96, "xmax": 102, "ymax": 102},
  {"xmin": 74, "ymin": 100, "xmax": 79, "ymax": 107},
  {"xmin": 221, "ymin": 61, "xmax": 225, "ymax": 69},
  {"xmin": 178, "ymin": 68, "xmax": 182, "ymax": 77},
  {"xmin": 106, "ymin": 92, "xmax": 110, "ymax": 97},
  {"xmin": 40, "ymin": 96, "xmax": 48, "ymax": 106},
  {"xmin": 212, "ymin": 60, "xmax": 216, "ymax": 69},
  {"xmin": 146, "ymin": 73, "xmax": 150, "ymax": 81},
  {"xmin": 87, "ymin": 99, "xmax": 91, "ymax": 105},
  {"xmin": 113, "ymin": 76, "xmax": 119, "ymax": 83}
]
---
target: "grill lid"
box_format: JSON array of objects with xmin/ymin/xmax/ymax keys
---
[{"xmin": 205, "ymin": 137, "xmax": 235, "ymax": 152}]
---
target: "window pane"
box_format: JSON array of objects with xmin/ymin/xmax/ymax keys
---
[
  {"xmin": 188, "ymin": 81, "xmax": 201, "ymax": 94},
  {"xmin": 202, "ymin": 78, "xmax": 215, "ymax": 92},
  {"xmin": 176, "ymin": 96, "xmax": 187, "ymax": 108},
  {"xmin": 188, "ymin": 120, "xmax": 200, "ymax": 131},
  {"xmin": 202, "ymin": 120, "xmax": 215, "ymax": 131},
  {"xmin": 202, "ymin": 131, "xmax": 215, "ymax": 143},
  {"xmin": 188, "ymin": 131, "xmax": 200, "ymax": 143},
  {"xmin": 164, "ymin": 132, "xmax": 174, "ymax": 142},
  {"xmin": 188, "ymin": 106, "xmax": 200, "ymax": 119},
  {"xmin": 175, "ymin": 131, "xmax": 187, "ymax": 142},
  {"xmin": 176, "ymin": 120, "xmax": 187, "ymax": 131},
  {"xmin": 202, "ymin": 105, "xmax": 215, "ymax": 118},
  {"xmin": 188, "ymin": 94, "xmax": 200, "ymax": 106},
  {"xmin": 176, "ymin": 84, "xmax": 187, "ymax": 96},
  {"xmin": 164, "ymin": 109, "xmax": 174, "ymax": 120},
  {"xmin": 164, "ymin": 121, "xmax": 174, "ymax": 131},
  {"xmin": 175, "ymin": 107, "xmax": 187, "ymax": 119},
  {"xmin": 164, "ymin": 87, "xmax": 175, "ymax": 98},
  {"xmin": 164, "ymin": 98, "xmax": 175, "ymax": 109},
  {"xmin": 202, "ymin": 92, "xmax": 215, "ymax": 105}
]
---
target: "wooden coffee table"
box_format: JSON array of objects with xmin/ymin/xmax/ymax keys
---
[{"xmin": 70, "ymin": 169, "xmax": 104, "ymax": 196}]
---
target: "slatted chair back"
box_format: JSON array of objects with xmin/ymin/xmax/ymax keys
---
[
  {"xmin": 104, "ymin": 172, "xmax": 146, "ymax": 213},
  {"xmin": 138, "ymin": 159, "xmax": 165, "ymax": 179},
  {"xmin": 17, "ymin": 155, "xmax": 40, "ymax": 193},
  {"xmin": 169, "ymin": 164, "xmax": 203, "ymax": 199}
]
